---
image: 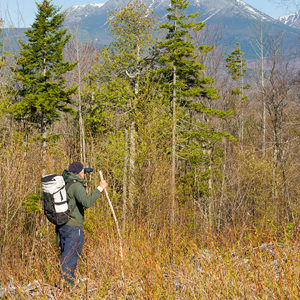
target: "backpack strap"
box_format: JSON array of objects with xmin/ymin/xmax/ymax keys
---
[
  {"xmin": 65, "ymin": 179, "xmax": 77, "ymax": 191},
  {"xmin": 56, "ymin": 226, "xmax": 60, "ymax": 247},
  {"xmin": 65, "ymin": 179, "xmax": 78, "ymax": 216}
]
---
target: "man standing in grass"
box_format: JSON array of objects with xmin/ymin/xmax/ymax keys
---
[{"xmin": 57, "ymin": 161, "xmax": 107, "ymax": 288}]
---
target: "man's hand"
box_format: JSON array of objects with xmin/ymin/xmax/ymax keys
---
[{"xmin": 99, "ymin": 180, "xmax": 108, "ymax": 190}]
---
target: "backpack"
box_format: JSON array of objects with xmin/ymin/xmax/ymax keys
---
[{"xmin": 41, "ymin": 174, "xmax": 75, "ymax": 225}]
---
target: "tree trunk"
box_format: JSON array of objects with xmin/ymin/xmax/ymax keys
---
[
  {"xmin": 240, "ymin": 73, "xmax": 244, "ymax": 149},
  {"xmin": 128, "ymin": 123, "xmax": 136, "ymax": 210},
  {"xmin": 76, "ymin": 44, "xmax": 86, "ymax": 163},
  {"xmin": 122, "ymin": 129, "xmax": 129, "ymax": 232},
  {"xmin": 207, "ymin": 148, "xmax": 213, "ymax": 230},
  {"xmin": 171, "ymin": 64, "xmax": 176, "ymax": 241},
  {"xmin": 220, "ymin": 138, "xmax": 227, "ymax": 228},
  {"xmin": 260, "ymin": 20, "xmax": 266, "ymax": 154},
  {"xmin": 128, "ymin": 44, "xmax": 140, "ymax": 214}
]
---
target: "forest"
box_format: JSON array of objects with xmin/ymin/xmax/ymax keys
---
[{"xmin": 0, "ymin": 0, "xmax": 299, "ymax": 298}]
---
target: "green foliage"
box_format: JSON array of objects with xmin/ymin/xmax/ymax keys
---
[
  {"xmin": 226, "ymin": 42, "xmax": 250, "ymax": 98},
  {"xmin": 108, "ymin": 1, "xmax": 155, "ymax": 57},
  {"xmin": 157, "ymin": 0, "xmax": 217, "ymax": 100},
  {"xmin": 226, "ymin": 43, "xmax": 247, "ymax": 80},
  {"xmin": 9, "ymin": 0, "xmax": 77, "ymax": 134},
  {"xmin": 225, "ymin": 42, "xmax": 250, "ymax": 141},
  {"xmin": 22, "ymin": 192, "xmax": 43, "ymax": 214},
  {"xmin": 85, "ymin": 1, "xmax": 156, "ymax": 133}
]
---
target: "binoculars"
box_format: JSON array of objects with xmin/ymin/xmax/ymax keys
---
[{"xmin": 84, "ymin": 167, "xmax": 94, "ymax": 174}]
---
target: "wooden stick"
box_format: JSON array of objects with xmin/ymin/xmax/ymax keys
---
[{"xmin": 99, "ymin": 171, "xmax": 124, "ymax": 280}]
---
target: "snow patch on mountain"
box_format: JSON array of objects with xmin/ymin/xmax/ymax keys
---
[
  {"xmin": 202, "ymin": 8, "xmax": 222, "ymax": 22},
  {"xmin": 65, "ymin": 3, "xmax": 105, "ymax": 23},
  {"xmin": 235, "ymin": 0, "xmax": 271, "ymax": 21},
  {"xmin": 70, "ymin": 3, "xmax": 104, "ymax": 10},
  {"xmin": 278, "ymin": 11, "xmax": 300, "ymax": 28}
]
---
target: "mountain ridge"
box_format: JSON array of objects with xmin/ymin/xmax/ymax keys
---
[{"xmin": 63, "ymin": 0, "xmax": 300, "ymax": 58}]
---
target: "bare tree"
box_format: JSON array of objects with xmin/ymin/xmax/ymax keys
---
[
  {"xmin": 262, "ymin": 35, "xmax": 299, "ymax": 222},
  {"xmin": 65, "ymin": 25, "xmax": 97, "ymax": 163}
]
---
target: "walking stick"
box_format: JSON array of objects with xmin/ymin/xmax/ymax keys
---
[{"xmin": 99, "ymin": 171, "xmax": 124, "ymax": 280}]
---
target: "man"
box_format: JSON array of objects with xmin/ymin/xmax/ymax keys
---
[{"xmin": 57, "ymin": 161, "xmax": 107, "ymax": 287}]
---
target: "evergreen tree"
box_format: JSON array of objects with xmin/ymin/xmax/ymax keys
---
[
  {"xmin": 10, "ymin": 0, "xmax": 77, "ymax": 137},
  {"xmin": 226, "ymin": 43, "xmax": 247, "ymax": 81},
  {"xmin": 156, "ymin": 0, "xmax": 231, "ymax": 227},
  {"xmin": 226, "ymin": 42, "xmax": 250, "ymax": 142}
]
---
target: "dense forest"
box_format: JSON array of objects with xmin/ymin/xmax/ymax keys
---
[{"xmin": 0, "ymin": 0, "xmax": 299, "ymax": 298}]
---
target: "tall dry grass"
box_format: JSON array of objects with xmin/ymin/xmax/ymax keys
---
[
  {"xmin": 0, "ymin": 215, "xmax": 299, "ymax": 298},
  {"xmin": 0, "ymin": 127, "xmax": 299, "ymax": 299}
]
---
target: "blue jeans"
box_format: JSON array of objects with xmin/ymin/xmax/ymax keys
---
[{"xmin": 57, "ymin": 225, "xmax": 84, "ymax": 286}]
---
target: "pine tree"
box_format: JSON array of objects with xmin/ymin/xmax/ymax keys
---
[
  {"xmin": 156, "ymin": 0, "xmax": 231, "ymax": 229},
  {"xmin": 225, "ymin": 42, "xmax": 250, "ymax": 143},
  {"xmin": 9, "ymin": 0, "xmax": 77, "ymax": 138}
]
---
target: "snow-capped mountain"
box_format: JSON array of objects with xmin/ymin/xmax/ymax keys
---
[
  {"xmin": 65, "ymin": 0, "xmax": 274, "ymax": 24},
  {"xmin": 65, "ymin": 3, "xmax": 105, "ymax": 23},
  {"xmin": 278, "ymin": 11, "xmax": 300, "ymax": 29},
  {"xmin": 63, "ymin": 0, "xmax": 299, "ymax": 58}
]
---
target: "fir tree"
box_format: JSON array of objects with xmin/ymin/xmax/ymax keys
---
[
  {"xmin": 226, "ymin": 42, "xmax": 250, "ymax": 142},
  {"xmin": 10, "ymin": 0, "xmax": 77, "ymax": 138},
  {"xmin": 156, "ymin": 0, "xmax": 231, "ymax": 228}
]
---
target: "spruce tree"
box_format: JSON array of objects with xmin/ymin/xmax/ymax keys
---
[
  {"xmin": 156, "ymin": 0, "xmax": 231, "ymax": 227},
  {"xmin": 10, "ymin": 0, "xmax": 77, "ymax": 138},
  {"xmin": 226, "ymin": 42, "xmax": 249, "ymax": 142}
]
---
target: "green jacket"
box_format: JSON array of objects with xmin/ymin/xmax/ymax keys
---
[{"xmin": 62, "ymin": 170, "xmax": 101, "ymax": 227}]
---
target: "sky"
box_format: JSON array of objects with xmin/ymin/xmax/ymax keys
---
[{"xmin": 0, "ymin": 0, "xmax": 299, "ymax": 28}]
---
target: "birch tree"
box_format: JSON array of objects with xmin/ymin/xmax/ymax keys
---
[{"xmin": 86, "ymin": 1, "xmax": 155, "ymax": 223}]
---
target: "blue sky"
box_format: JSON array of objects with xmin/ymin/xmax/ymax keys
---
[{"xmin": 0, "ymin": 0, "xmax": 298, "ymax": 28}]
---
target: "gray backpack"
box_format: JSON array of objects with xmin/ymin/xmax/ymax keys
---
[{"xmin": 41, "ymin": 174, "xmax": 75, "ymax": 225}]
